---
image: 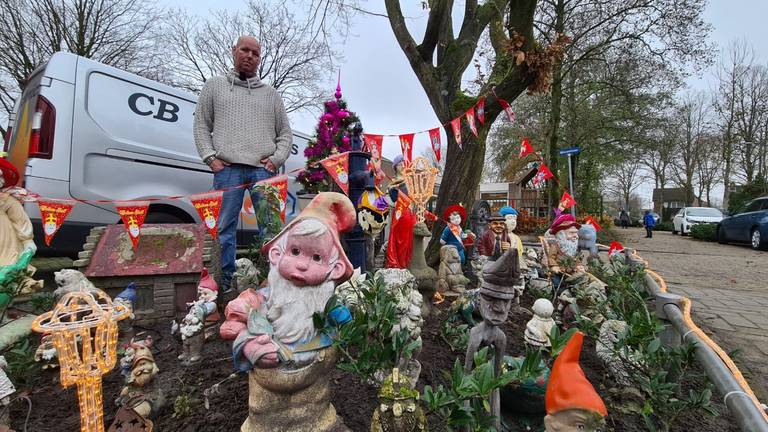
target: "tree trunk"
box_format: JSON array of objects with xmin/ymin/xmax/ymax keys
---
[
  {"xmin": 546, "ymin": 0, "xmax": 566, "ymax": 212},
  {"xmin": 722, "ymin": 141, "xmax": 732, "ymax": 209}
]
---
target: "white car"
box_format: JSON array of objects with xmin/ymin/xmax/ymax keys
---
[{"xmin": 672, "ymin": 207, "xmax": 724, "ymax": 236}]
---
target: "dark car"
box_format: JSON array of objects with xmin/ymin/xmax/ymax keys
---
[{"xmin": 717, "ymin": 197, "xmax": 768, "ymax": 250}]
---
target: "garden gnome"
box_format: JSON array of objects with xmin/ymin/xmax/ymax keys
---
[
  {"xmin": 437, "ymin": 245, "xmax": 470, "ymax": 299},
  {"xmin": 234, "ymin": 257, "xmax": 261, "ymax": 291},
  {"xmin": 220, "ymin": 192, "xmax": 355, "ymax": 432},
  {"xmin": 115, "ymin": 282, "xmax": 137, "ymax": 342},
  {"xmin": 0, "ymin": 158, "xmax": 42, "ymax": 295},
  {"xmin": 386, "ymin": 188, "xmax": 416, "ymax": 269},
  {"xmin": 524, "ymin": 298, "xmax": 556, "ymax": 348},
  {"xmin": 387, "ymin": 155, "xmax": 408, "ymax": 203},
  {"xmin": 477, "ymin": 214, "xmax": 509, "ymax": 261},
  {"xmin": 370, "ymin": 368, "xmax": 426, "ymax": 432},
  {"xmin": 358, "ymin": 188, "xmax": 390, "ymax": 270},
  {"xmin": 0, "ymin": 355, "xmax": 15, "ymax": 427},
  {"xmin": 544, "ymin": 332, "xmax": 607, "ymax": 432},
  {"xmin": 545, "ymin": 214, "xmax": 584, "ymax": 288},
  {"xmin": 440, "ymin": 204, "xmax": 474, "ymax": 264},
  {"xmin": 464, "ymin": 247, "xmax": 521, "ymax": 432},
  {"xmin": 577, "ymin": 224, "xmax": 598, "ymax": 258},
  {"xmin": 117, "ymin": 338, "xmax": 165, "ymax": 420},
  {"xmin": 178, "ymin": 269, "xmax": 219, "ymax": 365}
]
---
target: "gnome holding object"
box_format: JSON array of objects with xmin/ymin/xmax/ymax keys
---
[
  {"xmin": 178, "ymin": 269, "xmax": 219, "ymax": 365},
  {"xmin": 437, "ymin": 245, "xmax": 470, "ymax": 298},
  {"xmin": 116, "ymin": 337, "xmax": 165, "ymax": 420},
  {"xmin": 545, "ymin": 214, "xmax": 585, "ymax": 286},
  {"xmin": 477, "ymin": 213, "xmax": 509, "ymax": 261},
  {"xmin": 220, "ymin": 192, "xmax": 355, "ymax": 432},
  {"xmin": 524, "ymin": 298, "xmax": 556, "ymax": 348},
  {"xmin": 440, "ymin": 204, "xmax": 474, "ymax": 265},
  {"xmin": 464, "ymin": 247, "xmax": 521, "ymax": 432},
  {"xmin": 544, "ymin": 332, "xmax": 607, "ymax": 432}
]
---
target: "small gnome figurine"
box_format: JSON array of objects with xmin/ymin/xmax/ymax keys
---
[
  {"xmin": 524, "ymin": 299, "xmax": 556, "ymax": 348},
  {"xmin": 464, "ymin": 247, "xmax": 521, "ymax": 431},
  {"xmin": 117, "ymin": 338, "xmax": 165, "ymax": 420},
  {"xmin": 178, "ymin": 269, "xmax": 219, "ymax": 365},
  {"xmin": 0, "ymin": 355, "xmax": 16, "ymax": 427},
  {"xmin": 544, "ymin": 332, "xmax": 607, "ymax": 432},
  {"xmin": 115, "ymin": 282, "xmax": 138, "ymax": 342}
]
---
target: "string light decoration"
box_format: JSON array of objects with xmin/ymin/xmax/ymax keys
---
[
  {"xmin": 402, "ymin": 157, "xmax": 440, "ymax": 223},
  {"xmin": 32, "ymin": 286, "xmax": 131, "ymax": 432}
]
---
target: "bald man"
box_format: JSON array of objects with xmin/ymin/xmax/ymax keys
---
[{"xmin": 194, "ymin": 36, "xmax": 292, "ymax": 294}]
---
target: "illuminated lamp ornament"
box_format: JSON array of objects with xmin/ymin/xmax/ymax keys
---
[{"xmin": 32, "ymin": 285, "xmax": 131, "ymax": 432}]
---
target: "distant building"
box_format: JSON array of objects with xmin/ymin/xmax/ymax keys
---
[
  {"xmin": 652, "ymin": 187, "xmax": 709, "ymax": 221},
  {"xmin": 476, "ymin": 167, "xmax": 548, "ymax": 216}
]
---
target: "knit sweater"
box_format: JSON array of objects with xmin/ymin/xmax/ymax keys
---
[{"xmin": 194, "ymin": 70, "xmax": 292, "ymax": 169}]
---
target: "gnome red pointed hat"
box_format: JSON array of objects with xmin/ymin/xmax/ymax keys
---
[
  {"xmin": 198, "ymin": 268, "xmax": 218, "ymax": 293},
  {"xmin": 550, "ymin": 213, "xmax": 581, "ymax": 234},
  {"xmin": 262, "ymin": 191, "xmax": 356, "ymax": 280},
  {"xmin": 545, "ymin": 331, "xmax": 608, "ymax": 417},
  {"xmin": 0, "ymin": 158, "xmax": 19, "ymax": 188},
  {"xmin": 443, "ymin": 204, "xmax": 467, "ymax": 224}
]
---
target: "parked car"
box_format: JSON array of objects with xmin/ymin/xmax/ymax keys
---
[
  {"xmin": 672, "ymin": 207, "xmax": 724, "ymax": 236},
  {"xmin": 3, "ymin": 52, "xmax": 312, "ymax": 256},
  {"xmin": 717, "ymin": 197, "xmax": 768, "ymax": 250}
]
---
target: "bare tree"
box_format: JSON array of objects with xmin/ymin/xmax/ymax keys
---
[
  {"xmin": 0, "ymin": 0, "xmax": 166, "ymax": 135},
  {"xmin": 163, "ymin": 1, "xmax": 338, "ymax": 113},
  {"xmin": 732, "ymin": 64, "xmax": 768, "ymax": 183},
  {"xmin": 418, "ymin": 145, "xmax": 444, "ymax": 175},
  {"xmin": 606, "ymin": 157, "xmax": 642, "ymax": 213},
  {"xmin": 695, "ymin": 134, "xmax": 723, "ymax": 206},
  {"xmin": 639, "ymin": 119, "xmax": 677, "ymax": 212},
  {"xmin": 671, "ymin": 93, "xmax": 710, "ymax": 206}
]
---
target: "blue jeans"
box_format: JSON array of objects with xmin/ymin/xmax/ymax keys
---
[{"xmin": 213, "ymin": 165, "xmax": 275, "ymax": 289}]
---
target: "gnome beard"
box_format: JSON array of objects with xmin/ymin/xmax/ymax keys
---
[
  {"xmin": 265, "ymin": 266, "xmax": 335, "ymax": 345},
  {"xmin": 556, "ymin": 230, "xmax": 579, "ymax": 257}
]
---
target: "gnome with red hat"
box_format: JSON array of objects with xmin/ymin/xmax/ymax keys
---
[
  {"xmin": 545, "ymin": 214, "xmax": 586, "ymax": 278},
  {"xmin": 177, "ymin": 268, "xmax": 219, "ymax": 365},
  {"xmin": 544, "ymin": 331, "xmax": 607, "ymax": 431},
  {"xmin": 439, "ymin": 204, "xmax": 475, "ymax": 264},
  {"xmin": 220, "ymin": 192, "xmax": 356, "ymax": 432}
]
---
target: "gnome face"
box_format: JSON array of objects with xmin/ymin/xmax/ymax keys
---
[
  {"xmin": 197, "ymin": 286, "xmax": 217, "ymax": 303},
  {"xmin": 489, "ymin": 220, "xmax": 505, "ymax": 235},
  {"xmin": 479, "ymin": 293, "xmax": 512, "ymax": 326},
  {"xmin": 269, "ymin": 225, "xmax": 345, "ymax": 287},
  {"xmin": 564, "ymin": 226, "xmax": 579, "ymax": 242},
  {"xmin": 544, "ymin": 408, "xmax": 604, "ymax": 432},
  {"xmin": 505, "ymin": 215, "xmax": 518, "ymax": 232},
  {"xmin": 449, "ymin": 212, "xmax": 462, "ymax": 225}
]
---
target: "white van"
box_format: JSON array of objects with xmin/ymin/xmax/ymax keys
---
[{"xmin": 3, "ymin": 52, "xmax": 310, "ymax": 255}]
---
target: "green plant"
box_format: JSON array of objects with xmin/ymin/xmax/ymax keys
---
[
  {"xmin": 245, "ymin": 184, "xmax": 284, "ymax": 284},
  {"xmin": 728, "ymin": 175, "xmax": 768, "ymax": 214},
  {"xmin": 545, "ymin": 326, "xmax": 578, "ymax": 358},
  {"xmin": 321, "ymin": 276, "xmax": 419, "ymax": 382},
  {"xmin": 690, "ymin": 224, "xmax": 717, "ymax": 242},
  {"xmin": 172, "ymin": 378, "xmax": 198, "ymax": 419},
  {"xmin": 440, "ymin": 319, "xmax": 469, "ymax": 352},
  {"xmin": 4, "ymin": 337, "xmax": 41, "ymax": 387},
  {"xmin": 655, "ymin": 221, "xmax": 674, "ymax": 232},
  {"xmin": 29, "ymin": 292, "xmax": 55, "ymax": 313}
]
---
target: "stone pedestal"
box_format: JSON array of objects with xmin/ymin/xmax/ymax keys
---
[
  {"xmin": 242, "ymin": 347, "xmax": 348, "ymax": 432},
  {"xmin": 408, "ymin": 222, "xmax": 437, "ymax": 316}
]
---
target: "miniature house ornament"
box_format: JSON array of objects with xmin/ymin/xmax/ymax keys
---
[
  {"xmin": 220, "ymin": 192, "xmax": 355, "ymax": 432},
  {"xmin": 544, "ymin": 331, "xmax": 607, "ymax": 431}
]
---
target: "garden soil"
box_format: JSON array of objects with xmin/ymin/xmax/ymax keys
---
[{"xmin": 9, "ymin": 293, "xmax": 740, "ymax": 431}]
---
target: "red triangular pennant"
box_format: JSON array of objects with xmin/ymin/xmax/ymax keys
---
[
  {"xmin": 584, "ymin": 216, "xmax": 603, "ymax": 231},
  {"xmin": 364, "ymin": 134, "xmax": 385, "ymax": 186},
  {"xmin": 450, "ymin": 117, "xmax": 462, "ymax": 149},
  {"xmin": 465, "ymin": 108, "xmax": 478, "ymax": 137},
  {"xmin": 532, "ymin": 164, "xmax": 554, "ymax": 187},
  {"xmin": 476, "ymin": 97, "xmax": 486, "ymax": 125},
  {"xmin": 114, "ymin": 201, "xmax": 150, "ymax": 249},
  {"xmin": 428, "ymin": 128, "xmax": 442, "ymax": 162},
  {"xmin": 37, "ymin": 198, "xmax": 76, "ymax": 246},
  {"xmin": 190, "ymin": 191, "xmax": 224, "ymax": 239},
  {"xmin": 498, "ymin": 99, "xmax": 516, "ymax": 123},
  {"xmin": 261, "ymin": 175, "xmax": 289, "ymax": 223},
  {"xmin": 519, "ymin": 137, "xmax": 533, "ymax": 158},
  {"xmin": 559, "ymin": 191, "xmax": 577, "ymax": 210},
  {"xmin": 399, "ymin": 133, "xmax": 414, "ymax": 162},
  {"xmin": 608, "ymin": 240, "xmax": 624, "ymax": 256},
  {"xmin": 320, "ymin": 153, "xmax": 350, "ymax": 194}
]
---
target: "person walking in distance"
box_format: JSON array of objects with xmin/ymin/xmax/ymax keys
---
[
  {"xmin": 619, "ymin": 208, "xmax": 630, "ymax": 229},
  {"xmin": 643, "ymin": 210, "xmax": 656, "ymax": 238},
  {"xmin": 194, "ymin": 36, "xmax": 292, "ymax": 294}
]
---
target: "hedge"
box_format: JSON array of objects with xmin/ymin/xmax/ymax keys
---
[{"xmin": 690, "ymin": 224, "xmax": 717, "ymax": 242}]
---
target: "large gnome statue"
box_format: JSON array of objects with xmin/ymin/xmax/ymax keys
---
[
  {"xmin": 544, "ymin": 331, "xmax": 607, "ymax": 431},
  {"xmin": 464, "ymin": 247, "xmax": 521, "ymax": 431},
  {"xmin": 545, "ymin": 214, "xmax": 585, "ymax": 288},
  {"xmin": 178, "ymin": 269, "xmax": 219, "ymax": 365},
  {"xmin": 221, "ymin": 192, "xmax": 355, "ymax": 432}
]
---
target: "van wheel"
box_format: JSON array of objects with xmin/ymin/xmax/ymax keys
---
[{"xmin": 144, "ymin": 212, "xmax": 188, "ymax": 224}]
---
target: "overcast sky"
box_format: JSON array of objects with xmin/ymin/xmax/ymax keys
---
[{"xmin": 166, "ymin": 0, "xmax": 768, "ymax": 208}]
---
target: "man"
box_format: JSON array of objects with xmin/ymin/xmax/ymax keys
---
[
  {"xmin": 643, "ymin": 210, "xmax": 656, "ymax": 238},
  {"xmin": 194, "ymin": 36, "xmax": 292, "ymax": 293}
]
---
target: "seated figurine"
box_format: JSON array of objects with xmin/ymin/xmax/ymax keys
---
[
  {"xmin": 437, "ymin": 245, "xmax": 470, "ymax": 298},
  {"xmin": 477, "ymin": 214, "xmax": 509, "ymax": 261},
  {"xmin": 116, "ymin": 337, "xmax": 165, "ymax": 420},
  {"xmin": 524, "ymin": 298, "xmax": 556, "ymax": 348},
  {"xmin": 544, "ymin": 332, "xmax": 607, "ymax": 431},
  {"xmin": 543, "ymin": 214, "xmax": 585, "ymax": 289},
  {"xmin": 440, "ymin": 204, "xmax": 475, "ymax": 265}
]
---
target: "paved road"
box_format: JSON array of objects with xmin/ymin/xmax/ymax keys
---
[{"xmin": 615, "ymin": 227, "xmax": 768, "ymax": 400}]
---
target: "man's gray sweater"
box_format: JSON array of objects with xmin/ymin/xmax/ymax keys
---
[{"xmin": 194, "ymin": 70, "xmax": 292, "ymax": 169}]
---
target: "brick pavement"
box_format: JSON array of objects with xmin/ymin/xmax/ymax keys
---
[{"xmin": 616, "ymin": 227, "xmax": 768, "ymax": 401}]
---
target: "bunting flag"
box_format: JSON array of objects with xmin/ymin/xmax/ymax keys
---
[
  {"xmin": 364, "ymin": 134, "xmax": 385, "ymax": 186},
  {"xmin": 190, "ymin": 191, "xmax": 224, "ymax": 239},
  {"xmin": 519, "ymin": 137, "xmax": 533, "ymax": 158},
  {"xmin": 608, "ymin": 240, "xmax": 625, "ymax": 256},
  {"xmin": 559, "ymin": 191, "xmax": 577, "ymax": 210},
  {"xmin": 263, "ymin": 175, "xmax": 289, "ymax": 223},
  {"xmin": 398, "ymin": 133, "xmax": 414, "ymax": 162},
  {"xmin": 532, "ymin": 164, "xmax": 554, "ymax": 187},
  {"xmin": 428, "ymin": 128, "xmax": 442, "ymax": 162},
  {"xmin": 320, "ymin": 152, "xmax": 350, "ymax": 194},
  {"xmin": 114, "ymin": 201, "xmax": 150, "ymax": 249},
  {"xmin": 476, "ymin": 97, "xmax": 486, "ymax": 125},
  {"xmin": 450, "ymin": 117, "xmax": 463, "ymax": 149},
  {"xmin": 37, "ymin": 198, "xmax": 75, "ymax": 246},
  {"xmin": 498, "ymin": 99, "xmax": 516, "ymax": 124},
  {"xmin": 584, "ymin": 215, "xmax": 603, "ymax": 231},
  {"xmin": 465, "ymin": 108, "xmax": 478, "ymax": 137}
]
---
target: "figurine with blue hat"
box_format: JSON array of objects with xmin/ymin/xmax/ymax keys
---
[
  {"xmin": 115, "ymin": 282, "xmax": 138, "ymax": 341},
  {"xmin": 499, "ymin": 206, "xmax": 524, "ymax": 260}
]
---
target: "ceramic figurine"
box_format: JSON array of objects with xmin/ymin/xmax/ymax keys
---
[
  {"xmin": 370, "ymin": 368, "xmax": 426, "ymax": 432},
  {"xmin": 577, "ymin": 224, "xmax": 598, "ymax": 258},
  {"xmin": 53, "ymin": 269, "xmax": 99, "ymax": 300},
  {"xmin": 524, "ymin": 299, "xmax": 556, "ymax": 348},
  {"xmin": 544, "ymin": 214, "xmax": 585, "ymax": 288},
  {"xmin": 178, "ymin": 269, "xmax": 219, "ymax": 365},
  {"xmin": 476, "ymin": 214, "xmax": 509, "ymax": 261},
  {"xmin": 385, "ymin": 184, "xmax": 416, "ymax": 269},
  {"xmin": 0, "ymin": 158, "xmax": 43, "ymax": 295},
  {"xmin": 437, "ymin": 245, "xmax": 470, "ymax": 298},
  {"xmin": 544, "ymin": 332, "xmax": 607, "ymax": 432},
  {"xmin": 596, "ymin": 319, "xmax": 637, "ymax": 386},
  {"xmin": 0, "ymin": 355, "xmax": 15, "ymax": 427},
  {"xmin": 115, "ymin": 282, "xmax": 138, "ymax": 342},
  {"xmin": 387, "ymin": 155, "xmax": 408, "ymax": 203},
  {"xmin": 116, "ymin": 337, "xmax": 165, "ymax": 420},
  {"xmin": 34, "ymin": 334, "xmax": 59, "ymax": 370},
  {"xmin": 464, "ymin": 248, "xmax": 521, "ymax": 431},
  {"xmin": 220, "ymin": 192, "xmax": 355, "ymax": 432},
  {"xmin": 358, "ymin": 188, "xmax": 390, "ymax": 271},
  {"xmin": 440, "ymin": 204, "xmax": 474, "ymax": 265},
  {"xmin": 408, "ymin": 222, "xmax": 437, "ymax": 314},
  {"xmin": 234, "ymin": 257, "xmax": 261, "ymax": 291}
]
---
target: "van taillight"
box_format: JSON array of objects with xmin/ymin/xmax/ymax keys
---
[{"xmin": 28, "ymin": 95, "xmax": 55, "ymax": 159}]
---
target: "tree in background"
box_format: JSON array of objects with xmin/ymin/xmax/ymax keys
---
[{"xmin": 671, "ymin": 92, "xmax": 710, "ymax": 206}]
